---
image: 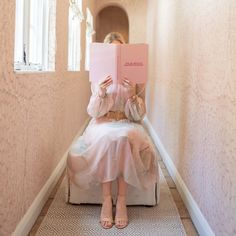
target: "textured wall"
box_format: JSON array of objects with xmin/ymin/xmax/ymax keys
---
[
  {"xmin": 94, "ymin": 0, "xmax": 147, "ymax": 43},
  {"xmin": 0, "ymin": 0, "xmax": 95, "ymax": 235},
  {"xmin": 146, "ymin": 0, "xmax": 236, "ymax": 235}
]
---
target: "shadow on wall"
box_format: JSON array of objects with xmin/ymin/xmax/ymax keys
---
[{"xmin": 95, "ymin": 5, "xmax": 129, "ymax": 43}]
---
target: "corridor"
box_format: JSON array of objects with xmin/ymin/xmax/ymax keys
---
[{"xmin": 0, "ymin": 0, "xmax": 236, "ymax": 236}]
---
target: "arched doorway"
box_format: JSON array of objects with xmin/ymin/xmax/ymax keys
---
[{"xmin": 95, "ymin": 6, "xmax": 129, "ymax": 43}]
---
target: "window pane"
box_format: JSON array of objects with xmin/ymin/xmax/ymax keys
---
[
  {"xmin": 47, "ymin": 0, "xmax": 56, "ymax": 71},
  {"xmin": 14, "ymin": 0, "xmax": 56, "ymax": 72},
  {"xmin": 85, "ymin": 7, "xmax": 94, "ymax": 71},
  {"xmin": 29, "ymin": 0, "xmax": 44, "ymax": 65},
  {"xmin": 14, "ymin": 0, "xmax": 24, "ymax": 64},
  {"xmin": 68, "ymin": 0, "xmax": 83, "ymax": 71}
]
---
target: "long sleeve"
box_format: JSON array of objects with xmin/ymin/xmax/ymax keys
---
[
  {"xmin": 124, "ymin": 83, "xmax": 146, "ymax": 122},
  {"xmin": 87, "ymin": 83, "xmax": 114, "ymax": 118}
]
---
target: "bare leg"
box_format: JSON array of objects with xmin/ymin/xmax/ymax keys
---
[
  {"xmin": 115, "ymin": 176, "xmax": 128, "ymax": 228},
  {"xmin": 100, "ymin": 181, "xmax": 113, "ymax": 228}
]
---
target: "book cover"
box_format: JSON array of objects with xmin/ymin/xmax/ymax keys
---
[{"xmin": 89, "ymin": 43, "xmax": 148, "ymax": 84}]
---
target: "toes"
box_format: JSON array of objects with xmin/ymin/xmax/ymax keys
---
[
  {"xmin": 107, "ymin": 222, "xmax": 112, "ymax": 227},
  {"xmin": 116, "ymin": 219, "xmax": 128, "ymax": 228},
  {"xmin": 101, "ymin": 220, "xmax": 113, "ymax": 228}
]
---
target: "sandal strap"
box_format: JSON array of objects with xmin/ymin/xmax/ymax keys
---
[
  {"xmin": 115, "ymin": 218, "xmax": 129, "ymax": 229},
  {"xmin": 100, "ymin": 217, "xmax": 114, "ymax": 223}
]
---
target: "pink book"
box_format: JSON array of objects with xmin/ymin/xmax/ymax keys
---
[{"xmin": 89, "ymin": 43, "xmax": 148, "ymax": 84}]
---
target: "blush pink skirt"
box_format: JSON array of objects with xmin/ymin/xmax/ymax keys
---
[{"xmin": 67, "ymin": 117, "xmax": 158, "ymax": 190}]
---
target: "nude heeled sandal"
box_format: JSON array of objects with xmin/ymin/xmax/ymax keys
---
[
  {"xmin": 115, "ymin": 217, "xmax": 128, "ymax": 229},
  {"xmin": 115, "ymin": 195, "xmax": 129, "ymax": 229},
  {"xmin": 100, "ymin": 217, "xmax": 114, "ymax": 229},
  {"xmin": 100, "ymin": 196, "xmax": 114, "ymax": 229}
]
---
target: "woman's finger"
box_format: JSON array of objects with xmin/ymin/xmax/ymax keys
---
[
  {"xmin": 123, "ymin": 77, "xmax": 132, "ymax": 84},
  {"xmin": 100, "ymin": 78, "xmax": 113, "ymax": 89},
  {"xmin": 103, "ymin": 78, "xmax": 112, "ymax": 87},
  {"xmin": 99, "ymin": 75, "xmax": 112, "ymax": 86},
  {"xmin": 122, "ymin": 77, "xmax": 134, "ymax": 88},
  {"xmin": 103, "ymin": 80, "xmax": 113, "ymax": 88}
]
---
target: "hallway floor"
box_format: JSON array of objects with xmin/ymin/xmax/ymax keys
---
[{"xmin": 28, "ymin": 153, "xmax": 198, "ymax": 236}]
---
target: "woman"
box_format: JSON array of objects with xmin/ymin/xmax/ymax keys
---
[{"xmin": 67, "ymin": 32, "xmax": 158, "ymax": 229}]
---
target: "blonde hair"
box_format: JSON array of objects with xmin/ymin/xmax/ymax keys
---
[{"xmin": 103, "ymin": 32, "xmax": 125, "ymax": 44}]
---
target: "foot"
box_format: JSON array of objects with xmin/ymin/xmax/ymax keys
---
[
  {"xmin": 100, "ymin": 195, "xmax": 113, "ymax": 229},
  {"xmin": 115, "ymin": 195, "xmax": 128, "ymax": 229}
]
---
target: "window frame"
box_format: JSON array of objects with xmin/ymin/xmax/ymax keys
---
[
  {"xmin": 67, "ymin": 0, "xmax": 84, "ymax": 72},
  {"xmin": 14, "ymin": 0, "xmax": 56, "ymax": 72},
  {"xmin": 85, "ymin": 7, "xmax": 95, "ymax": 71}
]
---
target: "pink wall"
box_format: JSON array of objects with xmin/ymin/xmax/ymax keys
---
[
  {"xmin": 0, "ymin": 0, "xmax": 95, "ymax": 235},
  {"xmin": 146, "ymin": 0, "xmax": 236, "ymax": 235},
  {"xmin": 2, "ymin": 0, "xmax": 235, "ymax": 235}
]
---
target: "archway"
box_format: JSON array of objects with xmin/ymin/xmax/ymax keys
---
[{"xmin": 95, "ymin": 5, "xmax": 129, "ymax": 43}]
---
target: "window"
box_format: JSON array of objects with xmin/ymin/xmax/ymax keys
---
[
  {"xmin": 68, "ymin": 0, "xmax": 84, "ymax": 71},
  {"xmin": 14, "ymin": 0, "xmax": 56, "ymax": 72},
  {"xmin": 85, "ymin": 7, "xmax": 95, "ymax": 71}
]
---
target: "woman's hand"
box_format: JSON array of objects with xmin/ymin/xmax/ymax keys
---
[
  {"xmin": 122, "ymin": 77, "xmax": 135, "ymax": 89},
  {"xmin": 98, "ymin": 75, "xmax": 113, "ymax": 98},
  {"xmin": 122, "ymin": 78, "xmax": 137, "ymax": 103}
]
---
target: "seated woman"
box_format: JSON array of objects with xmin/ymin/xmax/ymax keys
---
[{"xmin": 67, "ymin": 32, "xmax": 158, "ymax": 229}]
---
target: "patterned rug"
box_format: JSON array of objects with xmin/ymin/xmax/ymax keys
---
[{"xmin": 36, "ymin": 170, "xmax": 186, "ymax": 236}]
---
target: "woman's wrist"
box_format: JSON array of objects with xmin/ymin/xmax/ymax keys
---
[
  {"xmin": 98, "ymin": 87, "xmax": 107, "ymax": 98},
  {"xmin": 129, "ymin": 95, "xmax": 137, "ymax": 102},
  {"xmin": 98, "ymin": 90, "xmax": 107, "ymax": 98}
]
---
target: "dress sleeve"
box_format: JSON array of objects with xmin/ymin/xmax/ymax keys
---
[
  {"xmin": 87, "ymin": 83, "xmax": 114, "ymax": 118},
  {"xmin": 124, "ymin": 83, "xmax": 146, "ymax": 122}
]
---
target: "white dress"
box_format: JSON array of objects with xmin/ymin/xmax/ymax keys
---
[{"xmin": 67, "ymin": 82, "xmax": 158, "ymax": 190}]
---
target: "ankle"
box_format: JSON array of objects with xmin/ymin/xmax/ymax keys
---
[
  {"xmin": 102, "ymin": 195, "xmax": 112, "ymax": 202},
  {"xmin": 103, "ymin": 195, "xmax": 112, "ymax": 204},
  {"xmin": 117, "ymin": 195, "xmax": 126, "ymax": 201}
]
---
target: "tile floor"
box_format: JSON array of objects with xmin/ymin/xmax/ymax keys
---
[{"xmin": 28, "ymin": 155, "xmax": 199, "ymax": 236}]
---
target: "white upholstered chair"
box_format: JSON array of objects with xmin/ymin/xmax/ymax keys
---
[
  {"xmin": 65, "ymin": 85, "xmax": 160, "ymax": 206},
  {"xmin": 65, "ymin": 165, "xmax": 160, "ymax": 206}
]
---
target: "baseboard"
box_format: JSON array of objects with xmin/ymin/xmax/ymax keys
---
[
  {"xmin": 143, "ymin": 117, "xmax": 215, "ymax": 236},
  {"xmin": 12, "ymin": 118, "xmax": 90, "ymax": 236}
]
